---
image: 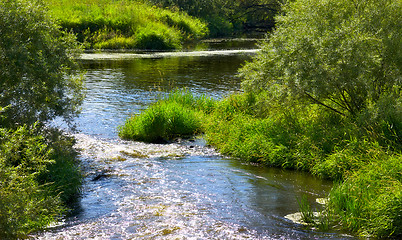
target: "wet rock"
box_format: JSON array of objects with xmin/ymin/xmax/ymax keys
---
[{"xmin": 92, "ymin": 168, "xmax": 111, "ymax": 181}]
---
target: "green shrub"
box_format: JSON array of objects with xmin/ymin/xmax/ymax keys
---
[
  {"xmin": 312, "ymin": 139, "xmax": 383, "ymax": 180},
  {"xmin": 38, "ymin": 129, "xmax": 82, "ymax": 204},
  {"xmin": 0, "ymin": 124, "xmax": 81, "ymax": 238},
  {"xmin": 357, "ymin": 94, "xmax": 402, "ymax": 150},
  {"xmin": 240, "ymin": 0, "xmax": 402, "ymax": 117}
]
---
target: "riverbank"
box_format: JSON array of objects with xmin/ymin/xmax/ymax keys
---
[
  {"xmin": 0, "ymin": 1, "xmax": 84, "ymax": 238},
  {"xmin": 119, "ymin": 90, "xmax": 402, "ymax": 238},
  {"xmin": 45, "ymin": 0, "xmax": 208, "ymax": 50}
]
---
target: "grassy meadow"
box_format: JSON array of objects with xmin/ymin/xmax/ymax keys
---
[{"xmin": 45, "ymin": 0, "xmax": 208, "ymax": 50}]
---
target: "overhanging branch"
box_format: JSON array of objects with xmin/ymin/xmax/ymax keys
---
[{"xmin": 303, "ymin": 91, "xmax": 346, "ymax": 116}]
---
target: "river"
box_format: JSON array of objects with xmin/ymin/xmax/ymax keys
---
[{"xmin": 37, "ymin": 40, "xmax": 356, "ymax": 239}]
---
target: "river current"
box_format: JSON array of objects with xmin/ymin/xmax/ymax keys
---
[{"xmin": 37, "ymin": 40, "xmax": 356, "ymax": 239}]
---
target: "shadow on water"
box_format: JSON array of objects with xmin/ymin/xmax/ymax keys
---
[{"xmin": 42, "ymin": 43, "xmax": 357, "ymax": 239}]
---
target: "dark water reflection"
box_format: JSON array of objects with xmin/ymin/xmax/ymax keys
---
[
  {"xmin": 41, "ymin": 50, "xmax": 356, "ymax": 239},
  {"xmin": 76, "ymin": 54, "xmax": 250, "ymax": 138}
]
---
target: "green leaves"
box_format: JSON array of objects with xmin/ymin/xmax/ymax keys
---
[
  {"xmin": 0, "ymin": 0, "xmax": 83, "ymax": 127},
  {"xmin": 0, "ymin": 124, "xmax": 61, "ymax": 238},
  {"xmin": 240, "ymin": 0, "xmax": 402, "ymax": 117}
]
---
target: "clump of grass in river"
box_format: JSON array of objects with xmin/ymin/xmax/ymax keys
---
[{"xmin": 118, "ymin": 90, "xmax": 210, "ymax": 143}]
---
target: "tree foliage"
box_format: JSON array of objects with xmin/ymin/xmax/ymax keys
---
[
  {"xmin": 149, "ymin": 0, "xmax": 283, "ymax": 36},
  {"xmin": 241, "ymin": 0, "xmax": 402, "ymax": 117},
  {"xmin": 0, "ymin": 0, "xmax": 83, "ymax": 127}
]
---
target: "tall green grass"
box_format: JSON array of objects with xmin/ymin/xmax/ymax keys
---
[
  {"xmin": 118, "ymin": 90, "xmax": 213, "ymax": 142},
  {"xmin": 202, "ymin": 91, "xmax": 402, "ymax": 238},
  {"xmin": 327, "ymin": 155, "xmax": 401, "ymax": 237},
  {"xmin": 45, "ymin": 0, "xmax": 208, "ymax": 50},
  {"xmin": 119, "ymin": 90, "xmax": 402, "ymax": 238}
]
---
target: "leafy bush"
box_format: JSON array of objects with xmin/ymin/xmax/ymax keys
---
[
  {"xmin": 0, "ymin": 124, "xmax": 81, "ymax": 238},
  {"xmin": 240, "ymin": 0, "xmax": 402, "ymax": 117},
  {"xmin": 0, "ymin": 1, "xmax": 83, "ymax": 237},
  {"xmin": 357, "ymin": 95, "xmax": 402, "ymax": 150}
]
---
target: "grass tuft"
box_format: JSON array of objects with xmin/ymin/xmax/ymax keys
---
[{"xmin": 118, "ymin": 90, "xmax": 208, "ymax": 143}]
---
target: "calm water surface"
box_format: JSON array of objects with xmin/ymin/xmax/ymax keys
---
[{"xmin": 40, "ymin": 43, "xmax": 356, "ymax": 239}]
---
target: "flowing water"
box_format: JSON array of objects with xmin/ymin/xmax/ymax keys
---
[{"xmin": 38, "ymin": 40, "xmax": 356, "ymax": 239}]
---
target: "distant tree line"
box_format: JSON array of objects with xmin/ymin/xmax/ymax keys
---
[{"xmin": 149, "ymin": 0, "xmax": 284, "ymax": 36}]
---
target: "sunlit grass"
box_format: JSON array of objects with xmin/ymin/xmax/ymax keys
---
[
  {"xmin": 119, "ymin": 89, "xmax": 402, "ymax": 238},
  {"xmin": 45, "ymin": 0, "xmax": 208, "ymax": 50},
  {"xmin": 118, "ymin": 90, "xmax": 210, "ymax": 142}
]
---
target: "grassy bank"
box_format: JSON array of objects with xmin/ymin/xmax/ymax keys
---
[
  {"xmin": 45, "ymin": 0, "xmax": 208, "ymax": 50},
  {"xmin": 119, "ymin": 90, "xmax": 402, "ymax": 238}
]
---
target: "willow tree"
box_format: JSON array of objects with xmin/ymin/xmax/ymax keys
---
[
  {"xmin": 0, "ymin": 0, "xmax": 83, "ymax": 127},
  {"xmin": 241, "ymin": 0, "xmax": 402, "ymax": 117}
]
